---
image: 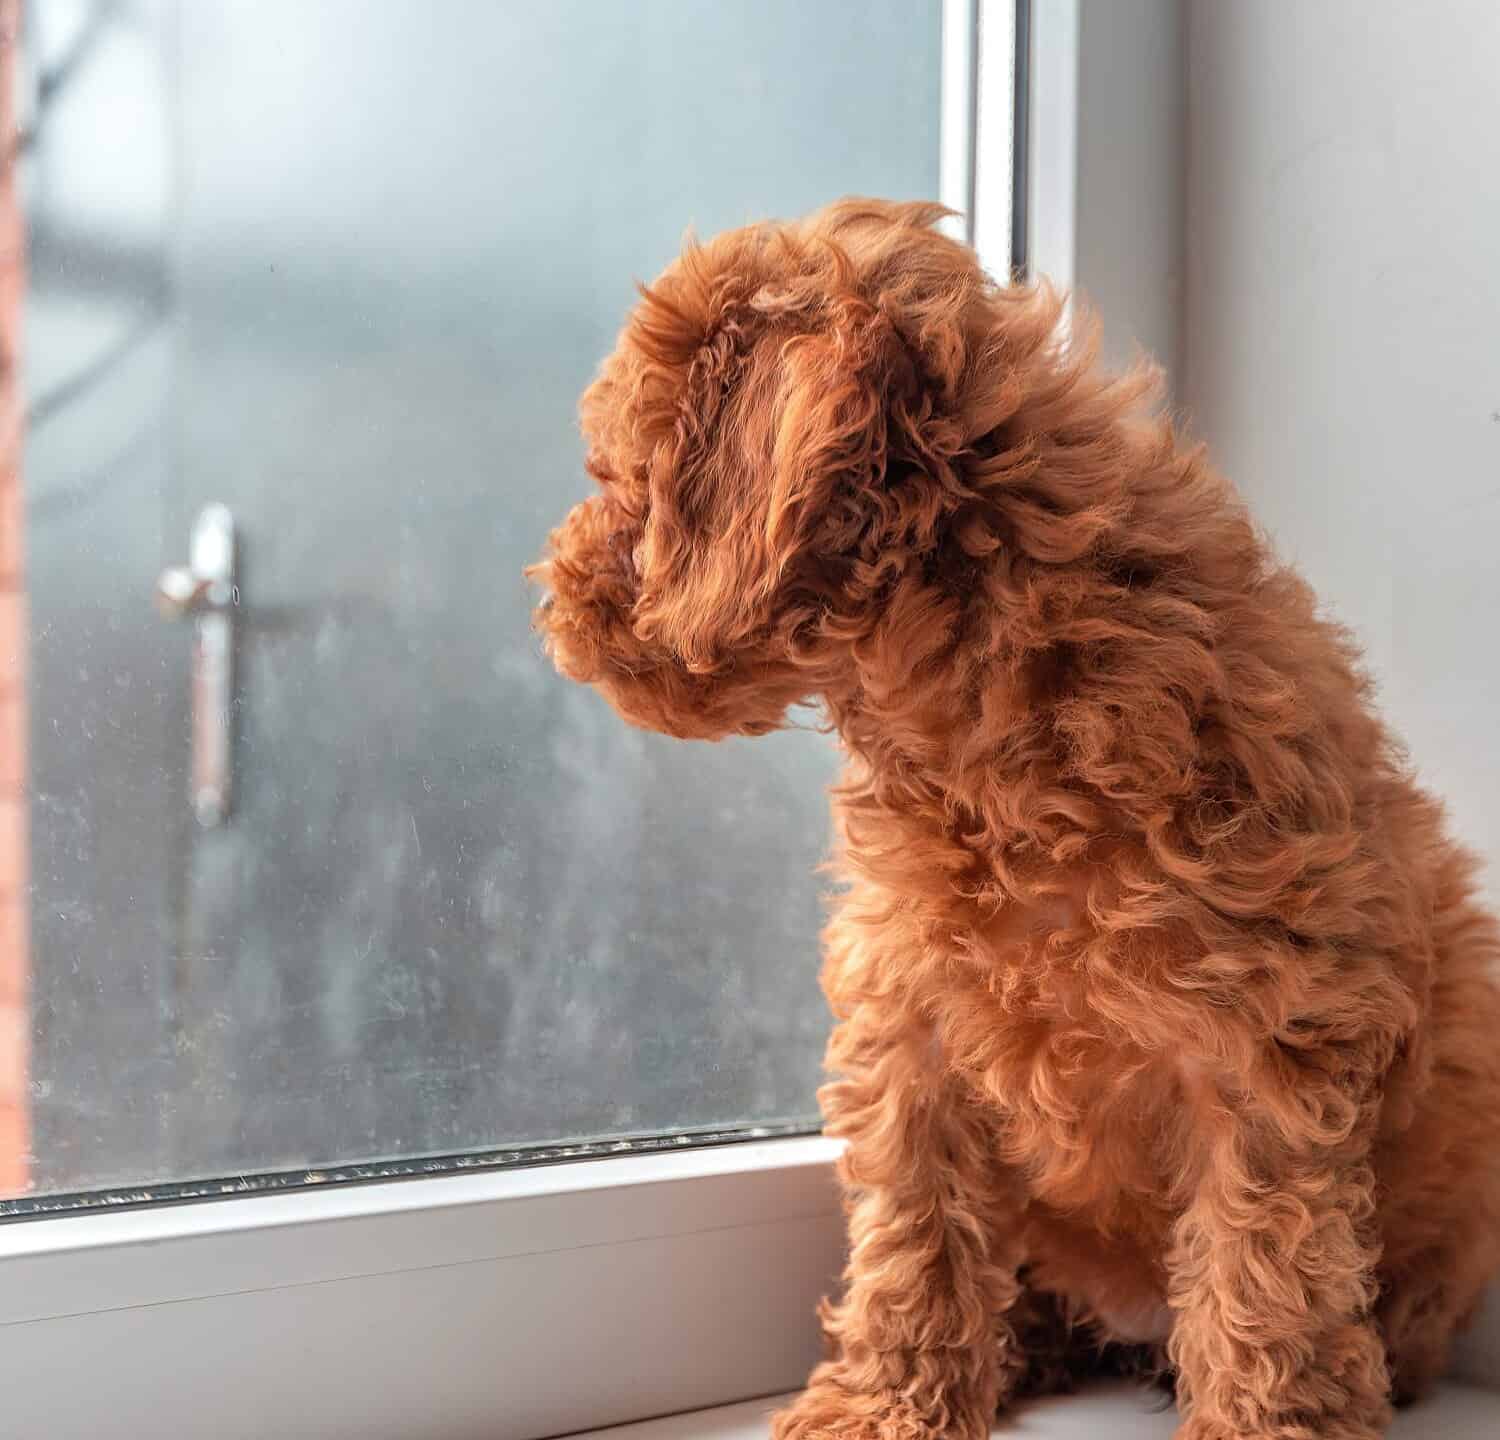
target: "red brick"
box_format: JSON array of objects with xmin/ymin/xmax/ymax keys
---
[
  {"xmin": 0, "ymin": 696, "xmax": 23, "ymax": 792},
  {"xmin": 0, "ymin": 477, "xmax": 21, "ymax": 586},
  {"xmin": 0, "ymin": 1001, "xmax": 23, "ymax": 1106},
  {"xmin": 0, "ymin": 589, "xmax": 22, "ymax": 698},
  {"xmin": 0, "ymin": 900, "xmax": 25, "ymax": 1006},
  {"xmin": 0, "ymin": 1102, "xmax": 27, "ymax": 1195},
  {"xmin": 0, "ymin": 795, "xmax": 23, "ymax": 899}
]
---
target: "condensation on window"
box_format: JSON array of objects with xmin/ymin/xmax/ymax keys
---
[{"xmin": 5, "ymin": 0, "xmax": 942, "ymax": 1200}]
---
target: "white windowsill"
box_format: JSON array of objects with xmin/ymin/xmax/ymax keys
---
[
  {"xmin": 578, "ymin": 1381, "xmax": 1500, "ymax": 1439},
  {"xmin": 0, "ymin": 1137, "xmax": 849, "ymax": 1439}
]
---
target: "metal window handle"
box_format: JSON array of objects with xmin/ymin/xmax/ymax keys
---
[{"xmin": 155, "ymin": 504, "xmax": 238, "ymax": 827}]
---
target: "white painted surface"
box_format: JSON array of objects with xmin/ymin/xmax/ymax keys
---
[
  {"xmin": 942, "ymin": 0, "xmax": 979, "ymax": 242},
  {"xmin": 1028, "ymin": 0, "xmax": 1186, "ymax": 385},
  {"xmin": 579, "ymin": 1383, "xmax": 1500, "ymax": 1438},
  {"xmin": 1075, "ymin": 0, "xmax": 1185, "ymax": 379},
  {"xmin": 946, "ymin": 0, "xmax": 1018, "ymax": 276},
  {"xmin": 0, "ymin": 1138, "xmax": 847, "ymax": 1439},
  {"xmin": 1027, "ymin": 0, "xmax": 1080, "ymax": 296},
  {"xmin": 973, "ymin": 0, "xmax": 1017, "ymax": 279},
  {"xmin": 1182, "ymin": 0, "xmax": 1500, "ymax": 1386}
]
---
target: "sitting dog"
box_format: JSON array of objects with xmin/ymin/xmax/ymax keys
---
[{"xmin": 530, "ymin": 198, "xmax": 1500, "ymax": 1439}]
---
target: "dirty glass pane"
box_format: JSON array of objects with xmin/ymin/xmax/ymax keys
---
[{"xmin": 7, "ymin": 0, "xmax": 942, "ymax": 1199}]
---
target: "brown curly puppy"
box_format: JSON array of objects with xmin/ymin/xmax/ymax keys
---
[{"xmin": 529, "ymin": 199, "xmax": 1500, "ymax": 1440}]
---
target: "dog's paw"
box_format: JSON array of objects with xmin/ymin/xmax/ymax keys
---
[{"xmin": 769, "ymin": 1386, "xmax": 966, "ymax": 1440}]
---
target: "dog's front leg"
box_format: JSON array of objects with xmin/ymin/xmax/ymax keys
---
[
  {"xmin": 772, "ymin": 1010, "xmax": 1027, "ymax": 1440},
  {"xmin": 1167, "ymin": 1045, "xmax": 1392, "ymax": 1440}
]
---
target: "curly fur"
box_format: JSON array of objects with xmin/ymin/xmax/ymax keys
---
[{"xmin": 529, "ymin": 198, "xmax": 1500, "ymax": 1439}]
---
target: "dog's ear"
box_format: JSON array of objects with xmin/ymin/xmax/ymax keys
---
[{"xmin": 625, "ymin": 273, "xmax": 969, "ymax": 675}]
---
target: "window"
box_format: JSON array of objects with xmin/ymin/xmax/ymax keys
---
[
  {"xmin": 10, "ymin": 0, "xmax": 960, "ymax": 1203},
  {"xmin": 0, "ymin": 2, "xmax": 1024, "ymax": 1435}
]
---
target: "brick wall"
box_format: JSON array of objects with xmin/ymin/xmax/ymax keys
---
[{"xmin": 0, "ymin": 0, "xmax": 29, "ymax": 1195}]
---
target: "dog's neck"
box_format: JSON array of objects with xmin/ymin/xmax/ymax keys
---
[{"xmin": 815, "ymin": 612, "xmax": 1103, "ymax": 910}]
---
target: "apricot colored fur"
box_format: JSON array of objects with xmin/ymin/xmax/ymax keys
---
[{"xmin": 529, "ymin": 199, "xmax": 1500, "ymax": 1439}]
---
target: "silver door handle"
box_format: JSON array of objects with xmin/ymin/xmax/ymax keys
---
[{"xmin": 156, "ymin": 504, "xmax": 238, "ymax": 827}]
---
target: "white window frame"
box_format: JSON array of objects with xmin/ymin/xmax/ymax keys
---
[{"xmin": 0, "ymin": 8, "xmax": 1061, "ymax": 1436}]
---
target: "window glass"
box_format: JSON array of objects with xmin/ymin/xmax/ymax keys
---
[{"xmin": 6, "ymin": 0, "xmax": 942, "ymax": 1200}]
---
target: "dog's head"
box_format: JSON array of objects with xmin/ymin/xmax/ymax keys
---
[{"xmin": 529, "ymin": 197, "xmax": 1041, "ymax": 740}]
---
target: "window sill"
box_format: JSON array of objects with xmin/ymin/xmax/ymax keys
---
[
  {"xmin": 579, "ymin": 1382, "xmax": 1500, "ymax": 1439},
  {"xmin": 0, "ymin": 1136, "xmax": 847, "ymax": 1439}
]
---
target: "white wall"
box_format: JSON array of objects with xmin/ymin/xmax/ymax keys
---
[
  {"xmin": 1032, "ymin": 0, "xmax": 1186, "ymax": 383},
  {"xmin": 1182, "ymin": 0, "xmax": 1500, "ymax": 1384},
  {"xmin": 1076, "ymin": 0, "xmax": 1185, "ymax": 380}
]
